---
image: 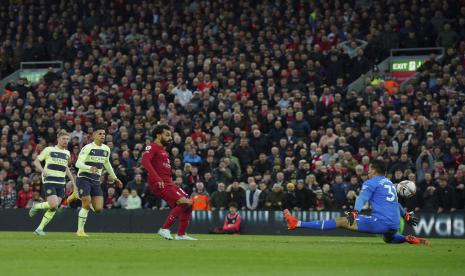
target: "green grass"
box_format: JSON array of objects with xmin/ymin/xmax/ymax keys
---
[{"xmin": 0, "ymin": 232, "xmax": 463, "ymax": 276}]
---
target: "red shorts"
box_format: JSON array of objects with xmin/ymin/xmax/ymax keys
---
[{"xmin": 150, "ymin": 181, "xmax": 188, "ymax": 209}]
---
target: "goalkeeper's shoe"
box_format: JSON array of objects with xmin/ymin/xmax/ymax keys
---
[
  {"xmin": 283, "ymin": 209, "xmax": 299, "ymax": 230},
  {"xmin": 76, "ymin": 230, "xmax": 89, "ymax": 237},
  {"xmin": 406, "ymin": 235, "xmax": 430, "ymax": 246}
]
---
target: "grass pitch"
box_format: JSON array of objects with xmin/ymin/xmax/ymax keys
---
[{"xmin": 0, "ymin": 232, "xmax": 463, "ymax": 276}]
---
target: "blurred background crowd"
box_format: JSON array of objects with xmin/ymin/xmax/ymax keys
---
[{"xmin": 1, "ymin": 0, "xmax": 465, "ymax": 213}]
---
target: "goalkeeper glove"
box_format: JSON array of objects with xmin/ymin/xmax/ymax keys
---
[
  {"xmin": 345, "ymin": 210, "xmax": 358, "ymax": 226},
  {"xmin": 403, "ymin": 212, "xmax": 419, "ymax": 226}
]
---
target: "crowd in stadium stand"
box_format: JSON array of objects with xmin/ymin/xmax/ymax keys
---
[{"xmin": 1, "ymin": 0, "xmax": 465, "ymax": 213}]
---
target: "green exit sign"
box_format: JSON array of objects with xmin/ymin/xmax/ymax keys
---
[
  {"xmin": 19, "ymin": 69, "xmax": 49, "ymax": 84},
  {"xmin": 391, "ymin": 60, "xmax": 423, "ymax": 72}
]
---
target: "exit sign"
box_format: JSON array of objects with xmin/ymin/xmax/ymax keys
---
[{"xmin": 390, "ymin": 60, "xmax": 423, "ymax": 72}]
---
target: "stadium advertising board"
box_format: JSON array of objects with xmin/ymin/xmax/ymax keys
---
[{"xmin": 411, "ymin": 213, "xmax": 465, "ymax": 238}]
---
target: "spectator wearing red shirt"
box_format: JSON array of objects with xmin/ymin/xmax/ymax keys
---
[
  {"xmin": 190, "ymin": 124, "xmax": 207, "ymax": 142},
  {"xmin": 236, "ymin": 86, "xmax": 250, "ymax": 101},
  {"xmin": 16, "ymin": 183, "xmax": 33, "ymax": 208},
  {"xmin": 104, "ymin": 187, "xmax": 117, "ymax": 209},
  {"xmin": 197, "ymin": 74, "xmax": 213, "ymax": 92}
]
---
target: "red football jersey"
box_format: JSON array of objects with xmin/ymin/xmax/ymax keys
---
[{"xmin": 141, "ymin": 143, "xmax": 172, "ymax": 183}]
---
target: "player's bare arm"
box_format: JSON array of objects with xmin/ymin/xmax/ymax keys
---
[{"xmin": 33, "ymin": 156, "xmax": 47, "ymax": 177}]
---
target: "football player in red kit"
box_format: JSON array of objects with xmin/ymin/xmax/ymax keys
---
[{"xmin": 141, "ymin": 124, "xmax": 197, "ymax": 240}]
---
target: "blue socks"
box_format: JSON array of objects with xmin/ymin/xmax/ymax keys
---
[
  {"xmin": 389, "ymin": 234, "xmax": 407, "ymax": 243},
  {"xmin": 300, "ymin": 220, "xmax": 337, "ymax": 230}
]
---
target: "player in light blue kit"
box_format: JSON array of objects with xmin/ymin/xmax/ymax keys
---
[{"xmin": 284, "ymin": 160, "xmax": 430, "ymax": 245}]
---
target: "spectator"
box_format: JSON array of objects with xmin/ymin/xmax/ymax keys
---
[
  {"xmin": 241, "ymin": 165, "xmax": 256, "ymax": 183},
  {"xmin": 209, "ymin": 183, "xmax": 228, "ymax": 211},
  {"xmin": 321, "ymin": 145, "xmax": 338, "ymax": 166},
  {"xmin": 191, "ymin": 182, "xmax": 209, "ymax": 211},
  {"xmin": 319, "ymin": 128, "xmax": 338, "ymax": 149},
  {"xmin": 234, "ymin": 138, "xmax": 255, "ymax": 172},
  {"xmin": 269, "ymin": 121, "xmax": 286, "ymax": 146},
  {"xmin": 295, "ymin": 180, "xmax": 314, "ymax": 210},
  {"xmin": 213, "ymin": 160, "xmax": 233, "ymax": 186},
  {"xmin": 435, "ymin": 176, "xmax": 457, "ymax": 213},
  {"xmin": 290, "ymin": 112, "xmax": 311, "ymax": 140},
  {"xmin": 389, "ymin": 153, "xmax": 414, "ymax": 175},
  {"xmin": 257, "ymin": 182, "xmax": 270, "ymax": 210},
  {"xmin": 422, "ymin": 185, "xmax": 437, "ymax": 211},
  {"xmin": 253, "ymin": 153, "xmax": 272, "ymax": 177},
  {"xmin": 349, "ymin": 49, "xmax": 371, "ymax": 82},
  {"xmin": 26, "ymin": 191, "xmax": 44, "ymax": 209},
  {"xmin": 183, "ymin": 165, "xmax": 201, "ymax": 195},
  {"xmin": 115, "ymin": 189, "xmax": 130, "ymax": 209},
  {"xmin": 436, "ymin": 23, "xmax": 458, "ymax": 48},
  {"xmin": 126, "ymin": 173, "xmax": 146, "ymax": 196},
  {"xmin": 0, "ymin": 182, "xmax": 17, "ymax": 208},
  {"xmin": 126, "ymin": 190, "xmax": 142, "ymax": 210},
  {"xmin": 202, "ymin": 172, "xmax": 217, "ymax": 195},
  {"xmin": 245, "ymin": 182, "xmax": 261, "ymax": 211},
  {"xmin": 104, "ymin": 187, "xmax": 117, "ymax": 209},
  {"xmin": 451, "ymin": 169, "xmax": 465, "ymax": 209},
  {"xmin": 183, "ymin": 147, "xmax": 202, "ymax": 167},
  {"xmin": 249, "ymin": 129, "xmax": 269, "ymax": 157},
  {"xmin": 265, "ymin": 184, "xmax": 284, "ymax": 210},
  {"xmin": 348, "ymin": 175, "xmax": 361, "ymax": 194},
  {"xmin": 16, "ymin": 183, "xmax": 32, "ymax": 209},
  {"xmin": 331, "ymin": 174, "xmax": 351, "ymax": 208},
  {"xmin": 142, "ymin": 185, "xmax": 159, "ymax": 210},
  {"xmin": 273, "ymin": 172, "xmax": 286, "ymax": 188},
  {"xmin": 224, "ymin": 149, "xmax": 241, "ymax": 180},
  {"xmin": 341, "ymin": 152, "xmax": 358, "ymax": 174},
  {"xmin": 415, "ymin": 149, "xmax": 435, "ymax": 183},
  {"xmin": 283, "ymin": 183, "xmax": 298, "ymax": 211},
  {"xmin": 172, "ymin": 81, "xmax": 192, "ymax": 107},
  {"xmin": 228, "ymin": 181, "xmax": 246, "ymax": 210},
  {"xmin": 314, "ymin": 188, "xmax": 330, "ymax": 211}
]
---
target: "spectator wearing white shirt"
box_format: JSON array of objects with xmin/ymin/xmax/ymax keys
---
[
  {"xmin": 172, "ymin": 81, "xmax": 193, "ymax": 107},
  {"xmin": 126, "ymin": 190, "xmax": 142, "ymax": 210},
  {"xmin": 115, "ymin": 189, "xmax": 129, "ymax": 209},
  {"xmin": 245, "ymin": 182, "xmax": 261, "ymax": 210}
]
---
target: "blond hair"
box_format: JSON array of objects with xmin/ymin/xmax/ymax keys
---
[{"xmin": 57, "ymin": 129, "xmax": 69, "ymax": 138}]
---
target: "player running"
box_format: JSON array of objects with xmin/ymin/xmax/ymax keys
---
[
  {"xmin": 30, "ymin": 130, "xmax": 75, "ymax": 235},
  {"xmin": 141, "ymin": 124, "xmax": 196, "ymax": 240},
  {"xmin": 75, "ymin": 125, "xmax": 122, "ymax": 237},
  {"xmin": 284, "ymin": 160, "xmax": 430, "ymax": 245}
]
